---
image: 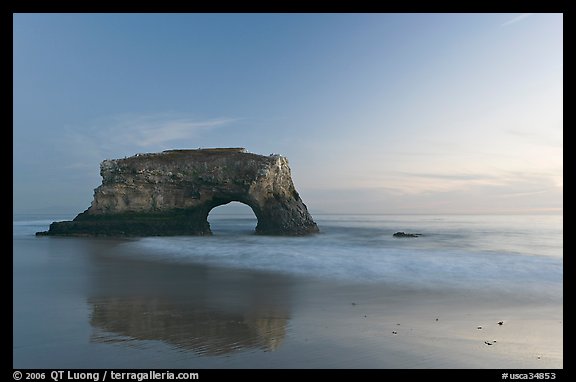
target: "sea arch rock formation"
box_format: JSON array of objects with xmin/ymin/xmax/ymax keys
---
[{"xmin": 38, "ymin": 148, "xmax": 319, "ymax": 236}]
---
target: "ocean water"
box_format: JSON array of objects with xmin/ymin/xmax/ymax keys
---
[
  {"xmin": 13, "ymin": 213, "xmax": 563, "ymax": 368},
  {"xmin": 126, "ymin": 214, "xmax": 563, "ymax": 296}
]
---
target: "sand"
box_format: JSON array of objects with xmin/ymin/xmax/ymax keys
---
[{"xmin": 13, "ymin": 236, "xmax": 562, "ymax": 369}]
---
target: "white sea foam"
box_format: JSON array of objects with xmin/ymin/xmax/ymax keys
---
[
  {"xmin": 15, "ymin": 214, "xmax": 563, "ymax": 297},
  {"xmin": 110, "ymin": 214, "xmax": 563, "ymax": 297}
]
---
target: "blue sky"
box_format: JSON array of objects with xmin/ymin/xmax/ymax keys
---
[{"xmin": 13, "ymin": 13, "xmax": 563, "ymax": 215}]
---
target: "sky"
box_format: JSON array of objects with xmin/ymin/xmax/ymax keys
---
[{"xmin": 13, "ymin": 13, "xmax": 563, "ymax": 216}]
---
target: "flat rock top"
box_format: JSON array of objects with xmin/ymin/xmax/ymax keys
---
[
  {"xmin": 115, "ymin": 148, "xmax": 279, "ymax": 165},
  {"xmin": 163, "ymin": 147, "xmax": 247, "ymax": 154},
  {"xmin": 103, "ymin": 148, "xmax": 284, "ymax": 176}
]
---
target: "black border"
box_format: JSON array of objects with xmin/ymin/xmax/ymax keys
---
[
  {"xmin": 9, "ymin": 1, "xmax": 566, "ymax": 379},
  {"xmin": 7, "ymin": 1, "xmax": 570, "ymax": 14}
]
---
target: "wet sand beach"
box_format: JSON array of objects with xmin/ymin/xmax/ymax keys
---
[{"xmin": 13, "ymin": 225, "xmax": 562, "ymax": 369}]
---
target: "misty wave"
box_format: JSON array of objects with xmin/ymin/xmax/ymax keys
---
[
  {"xmin": 117, "ymin": 221, "xmax": 562, "ymax": 298},
  {"xmin": 15, "ymin": 214, "xmax": 563, "ymax": 299}
]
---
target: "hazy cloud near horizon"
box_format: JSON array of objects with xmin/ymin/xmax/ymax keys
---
[{"xmin": 13, "ymin": 13, "xmax": 562, "ymax": 215}]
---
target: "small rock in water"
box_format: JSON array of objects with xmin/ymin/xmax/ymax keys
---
[{"xmin": 393, "ymin": 231, "xmax": 422, "ymax": 238}]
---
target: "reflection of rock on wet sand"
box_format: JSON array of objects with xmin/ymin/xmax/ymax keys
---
[
  {"xmin": 89, "ymin": 297, "xmax": 288, "ymax": 355},
  {"xmin": 83, "ymin": 242, "xmax": 294, "ymax": 356}
]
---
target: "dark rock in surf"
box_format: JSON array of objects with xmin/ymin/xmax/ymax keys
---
[{"xmin": 393, "ymin": 231, "xmax": 422, "ymax": 238}]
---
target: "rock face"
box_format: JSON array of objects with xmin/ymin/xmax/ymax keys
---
[{"xmin": 38, "ymin": 148, "xmax": 319, "ymax": 236}]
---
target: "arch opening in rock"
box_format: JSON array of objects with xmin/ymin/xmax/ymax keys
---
[{"xmin": 206, "ymin": 201, "xmax": 258, "ymax": 235}]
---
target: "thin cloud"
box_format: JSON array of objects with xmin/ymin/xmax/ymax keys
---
[
  {"xmin": 59, "ymin": 112, "xmax": 238, "ymax": 165},
  {"xmin": 107, "ymin": 113, "xmax": 237, "ymax": 148},
  {"xmin": 304, "ymin": 172, "xmax": 562, "ymax": 214},
  {"xmin": 501, "ymin": 13, "xmax": 533, "ymax": 27},
  {"xmin": 73, "ymin": 112, "xmax": 234, "ymax": 145},
  {"xmin": 493, "ymin": 188, "xmax": 555, "ymax": 199},
  {"xmin": 396, "ymin": 171, "xmax": 499, "ymax": 182},
  {"xmin": 505, "ymin": 128, "xmax": 563, "ymax": 148},
  {"xmin": 340, "ymin": 168, "xmax": 563, "ymax": 200},
  {"xmin": 395, "ymin": 170, "xmax": 561, "ymax": 189}
]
